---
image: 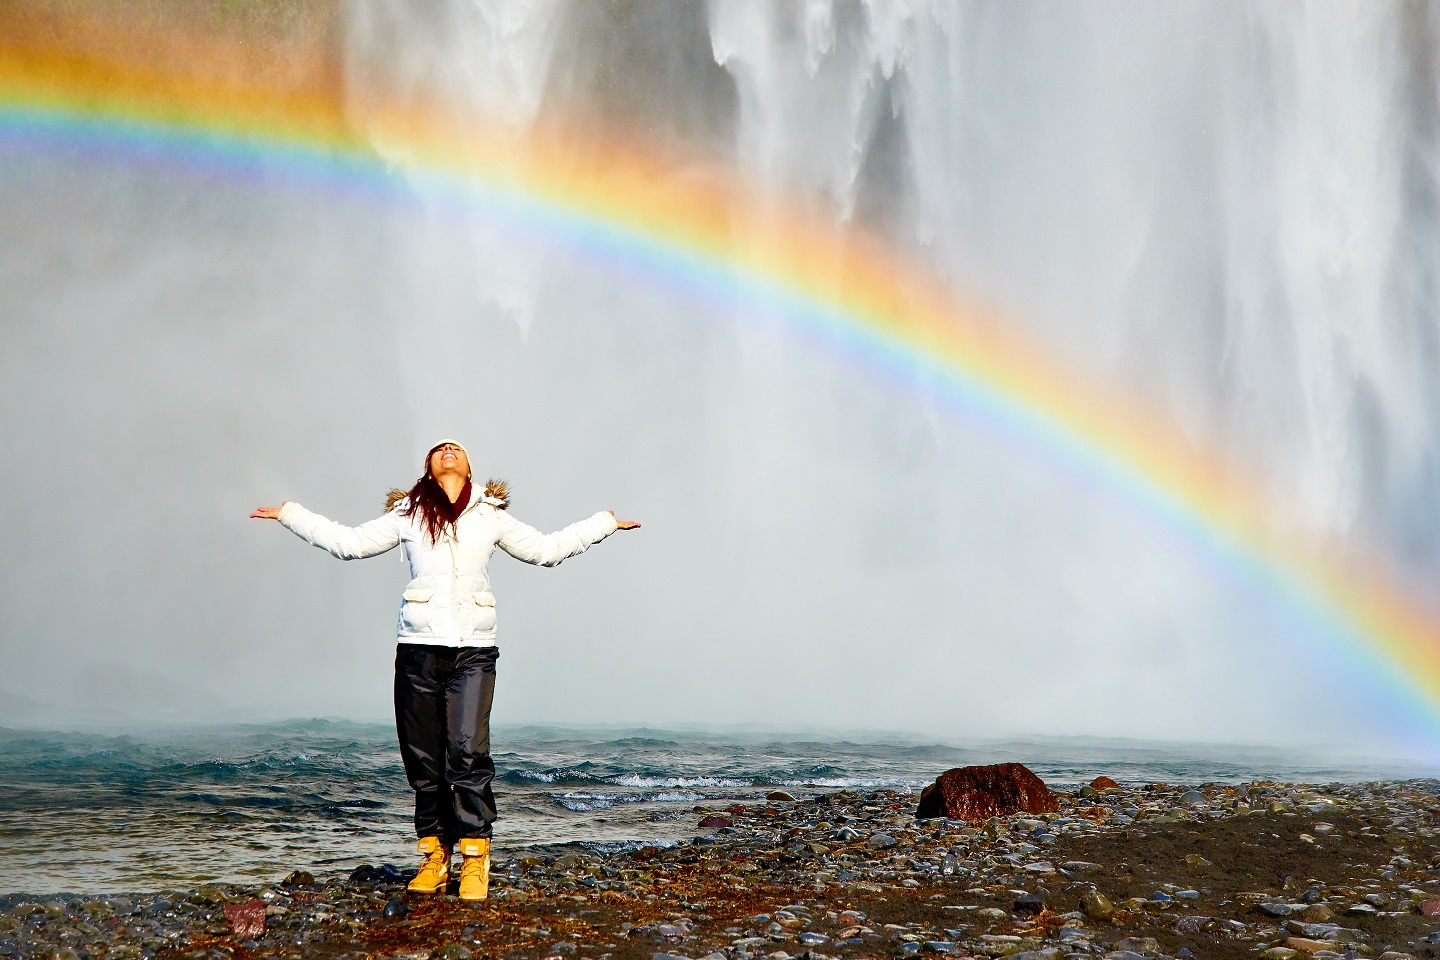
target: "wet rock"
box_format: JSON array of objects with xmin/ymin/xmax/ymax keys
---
[
  {"xmin": 281, "ymin": 871, "xmax": 314, "ymax": 888},
  {"xmin": 766, "ymin": 791, "xmax": 797, "ymax": 803},
  {"xmin": 1344, "ymin": 903, "xmax": 1378, "ymax": 917},
  {"xmin": 383, "ymin": 898, "xmax": 411, "ymax": 918},
  {"xmin": 1080, "ymin": 889, "xmax": 1115, "ymax": 921},
  {"xmin": 915, "ymin": 764, "xmax": 1060, "ymax": 823},
  {"xmin": 698, "ymin": 815, "xmax": 733, "ymax": 828},
  {"xmin": 349, "ymin": 864, "xmax": 381, "ymax": 884},
  {"xmin": 222, "ymin": 900, "xmax": 265, "ymax": 939},
  {"xmin": 433, "ymin": 946, "xmax": 472, "ymax": 960}
]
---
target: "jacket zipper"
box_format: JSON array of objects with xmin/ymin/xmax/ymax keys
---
[{"xmin": 450, "ymin": 535, "xmax": 459, "ymax": 641}]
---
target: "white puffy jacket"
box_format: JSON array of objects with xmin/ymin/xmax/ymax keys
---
[{"xmin": 277, "ymin": 488, "xmax": 618, "ymax": 647}]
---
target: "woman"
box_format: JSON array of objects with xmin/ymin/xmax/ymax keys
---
[{"xmin": 251, "ymin": 439, "xmax": 639, "ymax": 901}]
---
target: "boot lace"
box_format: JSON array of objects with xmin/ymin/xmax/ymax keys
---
[{"xmin": 419, "ymin": 847, "xmax": 449, "ymax": 876}]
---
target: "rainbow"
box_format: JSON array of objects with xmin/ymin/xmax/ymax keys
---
[{"xmin": 5, "ymin": 8, "xmax": 1440, "ymax": 744}]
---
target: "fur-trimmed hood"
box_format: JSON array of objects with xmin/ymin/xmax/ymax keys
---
[{"xmin": 384, "ymin": 479, "xmax": 509, "ymax": 514}]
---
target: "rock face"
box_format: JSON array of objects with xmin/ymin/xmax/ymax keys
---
[{"xmin": 914, "ymin": 763, "xmax": 1060, "ymax": 822}]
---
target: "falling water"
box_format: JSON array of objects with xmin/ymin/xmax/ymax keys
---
[{"xmin": 2, "ymin": 0, "xmax": 1438, "ymax": 755}]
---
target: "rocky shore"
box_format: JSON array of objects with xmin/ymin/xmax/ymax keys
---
[{"xmin": 6, "ymin": 779, "xmax": 1440, "ymax": 960}]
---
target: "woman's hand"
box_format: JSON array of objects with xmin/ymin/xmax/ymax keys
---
[
  {"xmin": 250, "ymin": 505, "xmax": 285, "ymax": 520},
  {"xmin": 609, "ymin": 511, "xmax": 641, "ymax": 530}
]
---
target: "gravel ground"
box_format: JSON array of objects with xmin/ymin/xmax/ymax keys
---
[{"xmin": 6, "ymin": 779, "xmax": 1440, "ymax": 960}]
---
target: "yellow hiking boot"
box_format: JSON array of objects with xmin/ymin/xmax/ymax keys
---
[
  {"xmin": 406, "ymin": 836, "xmax": 451, "ymax": 895},
  {"xmin": 457, "ymin": 837, "xmax": 490, "ymax": 901}
]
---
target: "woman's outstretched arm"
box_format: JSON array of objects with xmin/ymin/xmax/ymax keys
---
[
  {"xmin": 496, "ymin": 510, "xmax": 639, "ymax": 567},
  {"xmin": 250, "ymin": 501, "xmax": 402, "ymax": 560}
]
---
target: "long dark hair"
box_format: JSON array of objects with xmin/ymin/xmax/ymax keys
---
[
  {"xmin": 400, "ymin": 475, "xmax": 466, "ymax": 545},
  {"xmin": 387, "ymin": 445, "xmax": 469, "ymax": 545}
]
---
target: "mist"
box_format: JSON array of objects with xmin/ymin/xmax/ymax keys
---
[{"xmin": 3, "ymin": 0, "xmax": 1439, "ymax": 759}]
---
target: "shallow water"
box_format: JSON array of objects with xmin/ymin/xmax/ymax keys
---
[{"xmin": 0, "ymin": 720, "xmax": 1428, "ymax": 896}]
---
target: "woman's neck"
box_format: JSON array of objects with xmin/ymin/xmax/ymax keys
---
[{"xmin": 435, "ymin": 474, "xmax": 467, "ymax": 503}]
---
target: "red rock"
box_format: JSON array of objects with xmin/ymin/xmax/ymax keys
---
[
  {"xmin": 224, "ymin": 900, "xmax": 266, "ymax": 939},
  {"xmin": 914, "ymin": 763, "xmax": 1060, "ymax": 823},
  {"xmin": 1419, "ymin": 899, "xmax": 1440, "ymax": 916},
  {"xmin": 1090, "ymin": 776, "xmax": 1119, "ymax": 789},
  {"xmin": 698, "ymin": 815, "xmax": 733, "ymax": 828},
  {"xmin": 726, "ymin": 804, "xmax": 748, "ymax": 815}
]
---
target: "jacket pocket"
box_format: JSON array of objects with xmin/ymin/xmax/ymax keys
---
[
  {"xmin": 400, "ymin": 586, "xmax": 435, "ymax": 632},
  {"xmin": 472, "ymin": 592, "xmax": 496, "ymax": 633}
]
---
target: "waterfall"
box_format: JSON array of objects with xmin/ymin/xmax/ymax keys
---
[{"xmin": 3, "ymin": 0, "xmax": 1437, "ymax": 751}]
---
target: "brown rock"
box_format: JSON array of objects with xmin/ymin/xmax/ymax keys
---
[
  {"xmin": 698, "ymin": 815, "xmax": 733, "ymax": 828},
  {"xmin": 915, "ymin": 763, "xmax": 1060, "ymax": 823},
  {"xmin": 1419, "ymin": 899, "xmax": 1440, "ymax": 916},
  {"xmin": 1090, "ymin": 776, "xmax": 1119, "ymax": 789},
  {"xmin": 224, "ymin": 900, "xmax": 266, "ymax": 939},
  {"xmin": 1287, "ymin": 938, "xmax": 1339, "ymax": 954}
]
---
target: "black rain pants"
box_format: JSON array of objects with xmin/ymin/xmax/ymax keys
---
[{"xmin": 393, "ymin": 643, "xmax": 499, "ymax": 844}]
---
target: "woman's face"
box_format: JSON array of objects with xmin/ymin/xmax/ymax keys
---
[{"xmin": 429, "ymin": 443, "xmax": 471, "ymax": 479}]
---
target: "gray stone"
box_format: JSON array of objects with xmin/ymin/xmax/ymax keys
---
[
  {"xmin": 1113, "ymin": 938, "xmax": 1161, "ymax": 955},
  {"xmin": 433, "ymin": 946, "xmax": 472, "ymax": 960},
  {"xmin": 866, "ymin": 834, "xmax": 897, "ymax": 850},
  {"xmin": 1062, "ymin": 861, "xmax": 1103, "ymax": 874},
  {"xmin": 1258, "ymin": 902, "xmax": 1296, "ymax": 918},
  {"xmin": 1181, "ymin": 790, "xmax": 1205, "ymax": 806}
]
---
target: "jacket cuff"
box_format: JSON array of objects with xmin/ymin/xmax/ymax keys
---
[
  {"xmin": 595, "ymin": 511, "xmax": 619, "ymax": 537},
  {"xmin": 277, "ymin": 501, "xmax": 302, "ymax": 528}
]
